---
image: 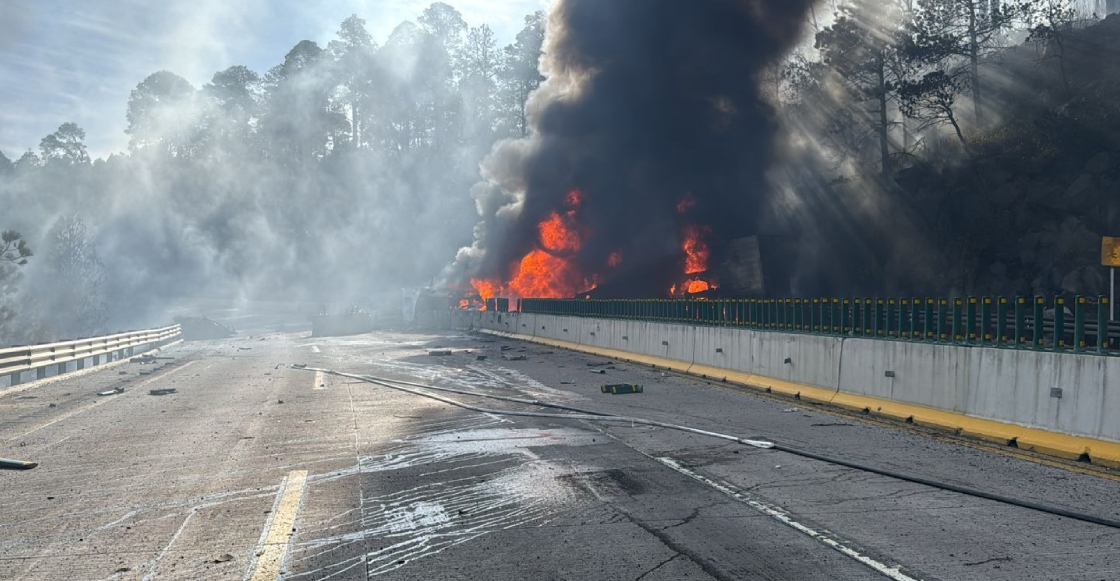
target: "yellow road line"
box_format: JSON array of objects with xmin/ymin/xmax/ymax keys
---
[
  {"xmin": 249, "ymin": 470, "xmax": 309, "ymax": 581},
  {"xmin": 484, "ymin": 329, "xmax": 1120, "ymax": 479},
  {"xmin": 3, "ymin": 361, "xmax": 197, "ymax": 444},
  {"xmin": 313, "ymin": 370, "xmax": 326, "ymax": 391}
]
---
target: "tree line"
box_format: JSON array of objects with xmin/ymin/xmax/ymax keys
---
[
  {"xmin": 782, "ymin": 0, "xmax": 1103, "ymax": 176},
  {"xmin": 0, "ymin": 3, "xmax": 546, "ymax": 344}
]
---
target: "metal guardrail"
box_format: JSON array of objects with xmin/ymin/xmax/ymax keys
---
[
  {"xmin": 519, "ymin": 296, "xmax": 1118, "ymax": 356},
  {"xmin": 0, "ymin": 324, "xmax": 181, "ymax": 384}
]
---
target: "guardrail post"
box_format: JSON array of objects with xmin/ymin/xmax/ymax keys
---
[
  {"xmin": 1053, "ymin": 296, "xmax": 1066, "ymax": 351},
  {"xmin": 9, "ymin": 372, "xmax": 20, "ymax": 386},
  {"xmin": 1099, "ymin": 296, "xmax": 1110, "ymax": 353},
  {"xmin": 864, "ymin": 298, "xmax": 874, "ymax": 336},
  {"xmin": 896, "ymin": 297, "xmax": 904, "ymax": 338},
  {"xmin": 1033, "ymin": 296, "xmax": 1045, "ymax": 349},
  {"xmin": 37, "ymin": 367, "xmax": 47, "ymax": 380},
  {"xmin": 1015, "ymin": 297, "xmax": 1026, "ymax": 348},
  {"xmin": 981, "ymin": 297, "xmax": 992, "ymax": 345},
  {"xmin": 966, "ymin": 297, "xmax": 977, "ymax": 344},
  {"xmin": 1074, "ymin": 296, "xmax": 1086, "ymax": 353},
  {"xmin": 911, "ymin": 298, "xmax": 922, "ymax": 340},
  {"xmin": 937, "ymin": 299, "xmax": 948, "ymax": 342},
  {"xmin": 950, "ymin": 299, "xmax": 962, "ymax": 343},
  {"xmin": 996, "ymin": 297, "xmax": 1008, "ymax": 346}
]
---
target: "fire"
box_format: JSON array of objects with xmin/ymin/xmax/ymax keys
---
[
  {"xmin": 607, "ymin": 251, "xmax": 622, "ymax": 267},
  {"xmin": 507, "ymin": 249, "xmax": 593, "ymax": 299},
  {"xmin": 685, "ymin": 278, "xmax": 710, "ymax": 293},
  {"xmin": 458, "ymin": 299, "xmax": 470, "ymax": 309},
  {"xmin": 468, "ymin": 190, "xmax": 595, "ymax": 301},
  {"xmin": 682, "ymin": 224, "xmax": 711, "ymax": 274},
  {"xmin": 540, "ymin": 211, "xmax": 581, "ymax": 252},
  {"xmin": 471, "ymin": 279, "xmax": 498, "ymax": 301}
]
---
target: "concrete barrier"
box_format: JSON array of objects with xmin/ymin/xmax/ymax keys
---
[{"xmin": 466, "ymin": 311, "xmax": 1120, "ymax": 461}]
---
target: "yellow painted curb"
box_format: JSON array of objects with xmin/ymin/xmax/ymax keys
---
[{"xmin": 483, "ymin": 329, "xmax": 1120, "ymax": 469}]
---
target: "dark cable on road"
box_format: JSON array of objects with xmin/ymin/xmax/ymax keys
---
[{"xmin": 294, "ymin": 365, "xmax": 1120, "ymax": 531}]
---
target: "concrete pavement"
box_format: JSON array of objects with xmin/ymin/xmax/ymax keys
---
[{"xmin": 1, "ymin": 328, "xmax": 1118, "ymax": 580}]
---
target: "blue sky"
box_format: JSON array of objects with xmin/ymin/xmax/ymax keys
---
[{"xmin": 0, "ymin": 0, "xmax": 550, "ymax": 160}]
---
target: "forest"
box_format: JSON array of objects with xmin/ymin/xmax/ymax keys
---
[{"xmin": 2, "ymin": 0, "xmax": 1119, "ymax": 344}]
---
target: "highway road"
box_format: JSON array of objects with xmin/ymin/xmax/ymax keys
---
[{"xmin": 2, "ymin": 326, "xmax": 1119, "ymax": 580}]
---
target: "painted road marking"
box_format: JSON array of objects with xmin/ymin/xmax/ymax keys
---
[
  {"xmin": 4, "ymin": 361, "xmax": 198, "ymax": 444},
  {"xmin": 656, "ymin": 457, "xmax": 924, "ymax": 581},
  {"xmin": 249, "ymin": 470, "xmax": 309, "ymax": 581},
  {"xmin": 310, "ymin": 345, "xmax": 321, "ymax": 353},
  {"xmin": 313, "ymin": 370, "xmax": 326, "ymax": 390}
]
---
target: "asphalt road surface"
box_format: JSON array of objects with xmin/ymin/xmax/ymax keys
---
[{"xmin": 2, "ymin": 327, "xmax": 1119, "ymax": 580}]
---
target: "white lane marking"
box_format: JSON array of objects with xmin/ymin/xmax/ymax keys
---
[
  {"xmin": 655, "ymin": 457, "xmax": 924, "ymax": 581},
  {"xmin": 313, "ymin": 371, "xmax": 326, "ymax": 390},
  {"xmin": 141, "ymin": 509, "xmax": 196, "ymax": 581},
  {"xmin": 310, "ymin": 346, "xmax": 321, "ymax": 353}
]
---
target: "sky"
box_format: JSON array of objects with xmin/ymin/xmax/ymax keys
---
[{"xmin": 0, "ymin": 0, "xmax": 550, "ymax": 161}]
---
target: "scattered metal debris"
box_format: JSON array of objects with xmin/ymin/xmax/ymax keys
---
[
  {"xmin": 428, "ymin": 350, "xmax": 453, "ymax": 356},
  {"xmin": 589, "ymin": 369, "xmax": 606, "ymax": 374},
  {"xmin": 0, "ymin": 458, "xmax": 38, "ymax": 470},
  {"xmin": 148, "ymin": 388, "xmax": 177, "ymax": 396},
  {"xmin": 587, "ymin": 361, "xmax": 613, "ymax": 367},
  {"xmin": 601, "ymin": 384, "xmax": 643, "ymax": 395},
  {"xmin": 782, "ymin": 408, "xmax": 799, "ymax": 413},
  {"xmin": 560, "ymin": 380, "xmax": 575, "ymax": 385},
  {"xmin": 502, "ymin": 354, "xmax": 527, "ymax": 361},
  {"xmin": 476, "ymin": 355, "xmax": 487, "ymax": 361},
  {"xmin": 98, "ymin": 388, "xmax": 124, "ymax": 396},
  {"xmin": 500, "ymin": 345, "xmax": 513, "ymax": 351}
]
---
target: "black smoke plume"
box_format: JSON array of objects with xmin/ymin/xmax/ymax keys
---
[{"xmin": 453, "ymin": 0, "xmax": 815, "ymax": 295}]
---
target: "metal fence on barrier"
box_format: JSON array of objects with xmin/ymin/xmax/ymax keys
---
[
  {"xmin": 519, "ymin": 297, "xmax": 1118, "ymax": 355},
  {"xmin": 0, "ymin": 324, "xmax": 182, "ymax": 385}
]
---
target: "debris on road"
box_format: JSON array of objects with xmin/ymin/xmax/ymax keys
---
[
  {"xmin": 589, "ymin": 369, "xmax": 606, "ymax": 374},
  {"xmin": 586, "ymin": 361, "xmax": 613, "ymax": 367},
  {"xmin": 148, "ymin": 388, "xmax": 177, "ymax": 396},
  {"xmin": 502, "ymin": 354, "xmax": 527, "ymax": 361},
  {"xmin": 428, "ymin": 350, "xmax": 453, "ymax": 356},
  {"xmin": 782, "ymin": 408, "xmax": 799, "ymax": 413},
  {"xmin": 292, "ymin": 363, "xmax": 307, "ymax": 369},
  {"xmin": 0, "ymin": 458, "xmax": 38, "ymax": 470},
  {"xmin": 237, "ymin": 347, "xmax": 252, "ymax": 351},
  {"xmin": 560, "ymin": 380, "xmax": 575, "ymax": 385},
  {"xmin": 476, "ymin": 355, "xmax": 487, "ymax": 361},
  {"xmin": 601, "ymin": 384, "xmax": 643, "ymax": 395},
  {"xmin": 500, "ymin": 345, "xmax": 512, "ymax": 351},
  {"xmin": 118, "ymin": 371, "xmax": 128, "ymax": 375},
  {"xmin": 212, "ymin": 553, "xmax": 235, "ymax": 563},
  {"xmin": 98, "ymin": 388, "xmax": 124, "ymax": 396}
]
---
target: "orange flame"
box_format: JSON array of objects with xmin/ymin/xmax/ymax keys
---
[
  {"xmin": 471, "ymin": 279, "xmax": 498, "ymax": 301},
  {"xmin": 685, "ymin": 278, "xmax": 710, "ymax": 293},
  {"xmin": 458, "ymin": 299, "xmax": 471, "ymax": 309},
  {"xmin": 682, "ymin": 224, "xmax": 711, "ymax": 274},
  {"xmin": 607, "ymin": 251, "xmax": 622, "ymax": 267},
  {"xmin": 540, "ymin": 211, "xmax": 581, "ymax": 252}
]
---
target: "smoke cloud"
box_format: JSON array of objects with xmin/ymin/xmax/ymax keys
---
[{"xmin": 453, "ymin": 0, "xmax": 815, "ymax": 297}]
